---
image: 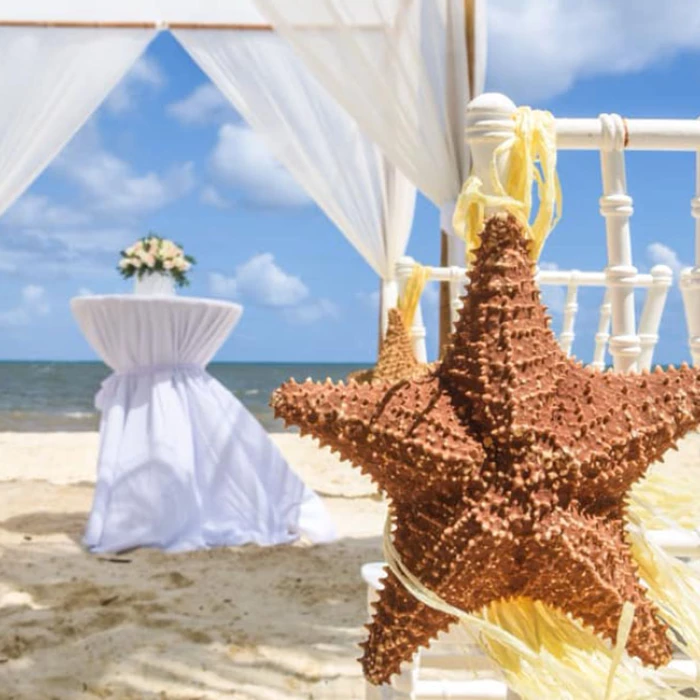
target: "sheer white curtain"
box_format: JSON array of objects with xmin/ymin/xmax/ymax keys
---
[
  {"xmin": 0, "ymin": 27, "xmax": 155, "ymax": 217},
  {"xmin": 174, "ymin": 29, "xmax": 415, "ymax": 336},
  {"xmin": 254, "ymin": 0, "xmax": 487, "ymax": 263}
]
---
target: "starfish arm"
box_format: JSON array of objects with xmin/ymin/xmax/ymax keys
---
[
  {"xmin": 362, "ymin": 567, "xmax": 456, "ymax": 685},
  {"xmin": 523, "ymin": 508, "xmax": 672, "ymax": 667},
  {"xmin": 271, "ymin": 377, "xmax": 485, "ymax": 500},
  {"xmin": 361, "ymin": 499, "xmax": 519, "ymax": 685},
  {"xmin": 550, "ymin": 363, "xmax": 700, "ymax": 509}
]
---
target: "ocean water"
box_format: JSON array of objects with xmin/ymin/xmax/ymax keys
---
[{"xmin": 0, "ymin": 362, "xmax": 370, "ymax": 432}]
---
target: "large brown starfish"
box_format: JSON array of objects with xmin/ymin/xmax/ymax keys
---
[{"xmin": 272, "ymin": 214, "xmax": 700, "ymax": 685}]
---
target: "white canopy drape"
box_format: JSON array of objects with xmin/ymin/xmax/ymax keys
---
[
  {"xmin": 175, "ymin": 29, "xmax": 416, "ymax": 335},
  {"xmin": 254, "ymin": 0, "xmax": 487, "ymax": 260},
  {"xmin": 0, "ymin": 1, "xmax": 267, "ymax": 24},
  {"xmin": 0, "ymin": 27, "xmax": 155, "ymax": 217}
]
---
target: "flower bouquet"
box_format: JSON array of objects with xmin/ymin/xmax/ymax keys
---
[{"xmin": 118, "ymin": 235, "xmax": 196, "ymax": 296}]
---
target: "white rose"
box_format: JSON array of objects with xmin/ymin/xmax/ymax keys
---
[
  {"xmin": 118, "ymin": 258, "xmax": 131, "ymax": 269},
  {"xmin": 144, "ymin": 253, "xmax": 156, "ymax": 268},
  {"xmin": 164, "ymin": 260, "xmax": 175, "ymax": 270}
]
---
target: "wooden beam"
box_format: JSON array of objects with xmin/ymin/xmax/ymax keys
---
[
  {"xmin": 170, "ymin": 22, "xmax": 272, "ymax": 31},
  {"xmin": 0, "ymin": 19, "xmax": 387, "ymax": 31},
  {"xmin": 465, "ymin": 0, "xmax": 476, "ymax": 97},
  {"xmin": 438, "ymin": 232, "xmax": 452, "ymax": 359},
  {"xmin": 439, "ymin": 0, "xmax": 476, "ymax": 358},
  {"xmin": 0, "ymin": 19, "xmax": 273, "ymax": 30}
]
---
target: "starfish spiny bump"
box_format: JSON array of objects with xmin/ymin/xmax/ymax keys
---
[{"xmin": 271, "ymin": 213, "xmax": 700, "ymax": 685}]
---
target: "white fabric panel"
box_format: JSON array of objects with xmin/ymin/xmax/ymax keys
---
[
  {"xmin": 0, "ymin": 0, "xmax": 267, "ymax": 24},
  {"xmin": 255, "ymin": 0, "xmax": 487, "ymax": 234},
  {"xmin": 0, "ymin": 27, "xmax": 154, "ymax": 217},
  {"xmin": 1, "ymin": 0, "xmax": 400, "ymax": 25},
  {"xmin": 174, "ymin": 29, "xmax": 416, "ymax": 282},
  {"xmin": 71, "ymin": 295, "xmax": 336, "ymax": 552}
]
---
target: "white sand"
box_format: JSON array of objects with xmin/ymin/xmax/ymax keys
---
[
  {"xmin": 1, "ymin": 431, "xmax": 699, "ymax": 699},
  {"xmin": 0, "ymin": 433, "xmax": 385, "ymax": 700}
]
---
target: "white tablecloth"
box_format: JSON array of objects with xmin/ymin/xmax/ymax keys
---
[{"xmin": 71, "ymin": 295, "xmax": 336, "ymax": 553}]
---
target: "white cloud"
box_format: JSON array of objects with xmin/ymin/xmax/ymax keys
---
[
  {"xmin": 105, "ymin": 56, "xmax": 165, "ymax": 114},
  {"xmin": 0, "ymin": 307, "xmax": 30, "ymax": 326},
  {"xmin": 209, "ymin": 271, "xmax": 239, "ymax": 298},
  {"xmin": 77, "ymin": 287, "xmax": 94, "ymax": 297},
  {"xmin": 9, "ymin": 226, "xmax": 134, "ymax": 254},
  {"xmin": 167, "ymin": 84, "xmax": 234, "ymax": 125},
  {"xmin": 22, "ymin": 285, "xmax": 49, "ymax": 311},
  {"xmin": 3, "ymin": 194, "xmax": 91, "ymax": 228},
  {"xmin": 0, "ymin": 238, "xmax": 133, "ymax": 280},
  {"xmin": 0, "ymin": 101, "xmax": 194, "ymax": 285},
  {"xmin": 210, "ymin": 253, "xmax": 309, "ymax": 307},
  {"xmin": 56, "ymin": 125, "xmax": 195, "ymax": 216},
  {"xmin": 53, "ymin": 228, "xmax": 136, "ymax": 254},
  {"xmin": 647, "ymin": 242, "xmax": 687, "ymax": 279},
  {"xmin": 0, "ymin": 199, "xmax": 137, "ymax": 280},
  {"xmin": 209, "ymin": 253, "xmax": 335, "ymax": 325},
  {"xmin": 200, "ymin": 185, "xmax": 231, "ymax": 209},
  {"xmin": 0, "ymin": 284, "xmax": 50, "ymax": 326},
  {"xmin": 210, "ymin": 124, "xmax": 311, "ymax": 208},
  {"xmin": 236, "ymin": 254, "xmax": 308, "ymax": 306},
  {"xmin": 488, "ymin": 0, "xmax": 700, "ymax": 102},
  {"xmin": 285, "ymin": 299, "xmax": 338, "ymax": 325}
]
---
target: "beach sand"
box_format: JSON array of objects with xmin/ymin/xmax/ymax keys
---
[
  {"xmin": 0, "ymin": 433, "xmax": 384, "ymax": 700},
  {"xmin": 1, "ymin": 431, "xmax": 699, "ymax": 699}
]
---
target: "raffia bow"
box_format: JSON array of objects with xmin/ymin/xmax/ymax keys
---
[{"xmin": 453, "ymin": 106, "xmax": 563, "ymax": 263}]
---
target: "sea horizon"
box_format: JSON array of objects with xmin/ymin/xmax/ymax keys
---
[{"xmin": 0, "ymin": 360, "xmax": 371, "ymax": 433}]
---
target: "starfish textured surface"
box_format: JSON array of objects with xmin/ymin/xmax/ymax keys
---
[
  {"xmin": 271, "ymin": 214, "xmax": 700, "ymax": 685},
  {"xmin": 347, "ymin": 308, "xmax": 430, "ymax": 384}
]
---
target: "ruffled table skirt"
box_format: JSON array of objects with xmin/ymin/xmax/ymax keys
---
[{"xmin": 86, "ymin": 365, "xmax": 336, "ymax": 552}]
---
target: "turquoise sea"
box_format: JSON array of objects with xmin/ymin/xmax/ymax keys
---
[{"xmin": 0, "ymin": 362, "xmax": 370, "ymax": 432}]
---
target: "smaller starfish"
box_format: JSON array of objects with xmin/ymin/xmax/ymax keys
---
[
  {"xmin": 272, "ymin": 214, "xmax": 700, "ymax": 685},
  {"xmin": 348, "ymin": 308, "xmax": 431, "ymax": 384}
]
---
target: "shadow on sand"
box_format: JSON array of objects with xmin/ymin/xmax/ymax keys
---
[{"xmin": 0, "ymin": 495, "xmax": 382, "ymax": 699}]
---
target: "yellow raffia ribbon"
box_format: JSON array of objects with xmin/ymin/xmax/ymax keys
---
[
  {"xmin": 629, "ymin": 456, "xmax": 700, "ymax": 530},
  {"xmin": 382, "ymin": 511, "xmax": 695, "ymax": 699},
  {"xmin": 627, "ymin": 501, "xmax": 700, "ymax": 666},
  {"xmin": 397, "ymin": 264, "xmax": 430, "ymax": 329},
  {"xmin": 625, "ymin": 455, "xmax": 700, "ymax": 675},
  {"xmin": 453, "ymin": 106, "xmax": 562, "ymax": 263}
]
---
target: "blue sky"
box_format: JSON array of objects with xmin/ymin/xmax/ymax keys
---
[{"xmin": 2, "ymin": 9, "xmax": 700, "ymax": 365}]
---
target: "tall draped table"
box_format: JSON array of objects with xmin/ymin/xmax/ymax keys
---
[{"xmin": 71, "ymin": 294, "xmax": 336, "ymax": 553}]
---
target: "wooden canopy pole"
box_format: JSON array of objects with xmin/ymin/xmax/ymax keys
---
[
  {"xmin": 438, "ymin": 0, "xmax": 476, "ymax": 358},
  {"xmin": 0, "ymin": 19, "xmax": 386, "ymax": 31},
  {"xmin": 0, "ymin": 19, "xmax": 273, "ymax": 30},
  {"xmin": 438, "ymin": 238, "xmax": 451, "ymax": 357}
]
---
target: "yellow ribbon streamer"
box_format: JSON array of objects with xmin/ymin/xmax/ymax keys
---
[
  {"xmin": 453, "ymin": 106, "xmax": 562, "ymax": 263},
  {"xmin": 397, "ymin": 264, "xmax": 430, "ymax": 329}
]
